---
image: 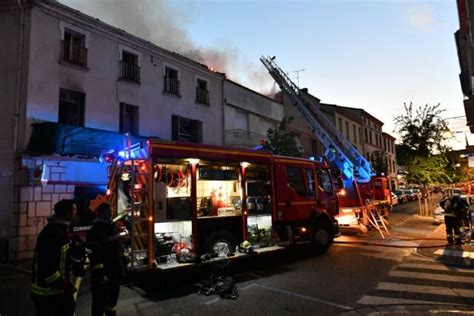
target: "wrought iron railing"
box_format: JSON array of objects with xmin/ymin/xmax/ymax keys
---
[
  {"xmin": 163, "ymin": 76, "xmax": 180, "ymax": 96},
  {"xmin": 61, "ymin": 40, "xmax": 88, "ymax": 67},
  {"xmin": 196, "ymin": 87, "xmax": 210, "ymax": 104},
  {"xmin": 224, "ymin": 129, "xmax": 266, "ymax": 148},
  {"xmin": 119, "ymin": 61, "xmax": 141, "ymax": 83}
]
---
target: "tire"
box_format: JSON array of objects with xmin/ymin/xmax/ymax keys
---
[
  {"xmin": 311, "ymin": 220, "xmax": 333, "ymax": 255},
  {"xmin": 203, "ymin": 230, "xmax": 237, "ymax": 256}
]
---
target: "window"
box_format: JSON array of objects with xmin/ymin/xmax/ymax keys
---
[
  {"xmin": 305, "ymin": 168, "xmax": 316, "ymax": 195},
  {"xmin": 369, "ymin": 131, "xmax": 373, "ymax": 144},
  {"xmin": 316, "ymin": 169, "xmax": 332, "ymax": 193},
  {"xmin": 196, "ymin": 78, "xmax": 209, "ymax": 105},
  {"xmin": 58, "ymin": 88, "xmax": 85, "ymax": 126},
  {"xmin": 345, "ymin": 121, "xmax": 349, "ymax": 139},
  {"xmin": 286, "ymin": 166, "xmax": 308, "ymax": 196},
  {"xmin": 338, "ymin": 118, "xmax": 342, "ymax": 132},
  {"xmin": 365, "ymin": 128, "xmax": 368, "ymax": 142},
  {"xmin": 61, "ymin": 30, "xmax": 87, "ymax": 67},
  {"xmin": 353, "ymin": 125, "xmax": 357, "ymax": 143},
  {"xmin": 119, "ymin": 103, "xmax": 139, "ymax": 135},
  {"xmin": 359, "ymin": 127, "xmax": 362, "ymax": 144},
  {"xmin": 235, "ymin": 110, "xmax": 248, "ymax": 131},
  {"xmin": 119, "ymin": 51, "xmax": 140, "ymax": 83},
  {"xmin": 164, "ymin": 66, "xmax": 180, "ymax": 96},
  {"xmin": 172, "ymin": 115, "xmax": 202, "ymax": 143}
]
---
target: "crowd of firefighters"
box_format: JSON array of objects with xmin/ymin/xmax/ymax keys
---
[
  {"xmin": 30, "ymin": 191, "xmax": 471, "ymax": 316},
  {"xmin": 31, "ymin": 200, "xmax": 125, "ymax": 316}
]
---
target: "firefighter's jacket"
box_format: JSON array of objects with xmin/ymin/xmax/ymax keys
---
[
  {"xmin": 86, "ymin": 218, "xmax": 124, "ymax": 281},
  {"xmin": 31, "ymin": 216, "xmax": 71, "ymax": 296},
  {"xmin": 440, "ymin": 197, "xmax": 468, "ymax": 218}
]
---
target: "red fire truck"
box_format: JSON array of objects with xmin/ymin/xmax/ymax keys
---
[
  {"xmin": 93, "ymin": 138, "xmax": 340, "ymax": 271},
  {"xmin": 260, "ymin": 56, "xmax": 392, "ymax": 237}
]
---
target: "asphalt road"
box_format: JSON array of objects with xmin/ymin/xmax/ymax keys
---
[
  {"xmin": 72, "ymin": 199, "xmax": 474, "ymax": 315},
  {"xmin": 4, "ymin": 199, "xmax": 472, "ymax": 315}
]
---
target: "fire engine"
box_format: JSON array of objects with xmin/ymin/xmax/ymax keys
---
[
  {"xmin": 91, "ymin": 138, "xmax": 340, "ymax": 271},
  {"xmin": 260, "ymin": 56, "xmax": 392, "ymax": 236}
]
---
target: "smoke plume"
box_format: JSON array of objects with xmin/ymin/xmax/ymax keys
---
[{"xmin": 60, "ymin": 0, "xmax": 274, "ymax": 94}]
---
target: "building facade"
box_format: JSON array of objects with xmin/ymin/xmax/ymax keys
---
[
  {"xmin": 455, "ymin": 0, "xmax": 474, "ymax": 132},
  {"xmin": 0, "ymin": 0, "xmax": 283, "ymax": 260},
  {"xmin": 383, "ymin": 133, "xmax": 397, "ymax": 189},
  {"xmin": 223, "ymin": 80, "xmax": 284, "ymax": 148}
]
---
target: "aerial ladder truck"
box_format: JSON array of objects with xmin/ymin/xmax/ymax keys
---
[{"xmin": 260, "ymin": 56, "xmax": 392, "ymax": 237}]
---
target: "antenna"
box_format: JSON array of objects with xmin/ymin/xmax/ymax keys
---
[{"xmin": 287, "ymin": 69, "xmax": 305, "ymax": 87}]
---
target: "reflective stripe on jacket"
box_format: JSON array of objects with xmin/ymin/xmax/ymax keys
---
[{"xmin": 31, "ymin": 216, "xmax": 70, "ymax": 296}]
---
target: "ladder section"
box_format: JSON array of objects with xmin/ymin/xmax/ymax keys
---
[
  {"xmin": 260, "ymin": 56, "xmax": 373, "ymax": 182},
  {"xmin": 366, "ymin": 206, "xmax": 390, "ymax": 239},
  {"xmin": 126, "ymin": 157, "xmax": 153, "ymax": 270}
]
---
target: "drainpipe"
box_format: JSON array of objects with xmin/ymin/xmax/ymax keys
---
[
  {"xmin": 221, "ymin": 77, "xmax": 225, "ymax": 145},
  {"xmin": 14, "ymin": 0, "xmax": 25, "ymax": 154}
]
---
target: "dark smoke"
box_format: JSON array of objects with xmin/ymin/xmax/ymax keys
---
[{"xmin": 60, "ymin": 0, "xmax": 274, "ymax": 94}]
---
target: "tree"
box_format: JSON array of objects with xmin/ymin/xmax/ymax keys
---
[
  {"xmin": 393, "ymin": 102, "xmax": 452, "ymax": 184},
  {"xmin": 265, "ymin": 116, "xmax": 303, "ymax": 157},
  {"xmin": 405, "ymin": 155, "xmax": 452, "ymax": 185},
  {"xmin": 393, "ymin": 102, "xmax": 450, "ymax": 158}
]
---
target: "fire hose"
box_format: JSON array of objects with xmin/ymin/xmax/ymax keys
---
[{"xmin": 333, "ymin": 240, "xmax": 449, "ymax": 248}]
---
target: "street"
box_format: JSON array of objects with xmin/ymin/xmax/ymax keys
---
[
  {"xmin": 1, "ymin": 200, "xmax": 472, "ymax": 316},
  {"xmin": 72, "ymin": 200, "xmax": 471, "ymax": 315}
]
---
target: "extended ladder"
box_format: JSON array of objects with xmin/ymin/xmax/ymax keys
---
[{"xmin": 260, "ymin": 56, "xmax": 373, "ymax": 183}]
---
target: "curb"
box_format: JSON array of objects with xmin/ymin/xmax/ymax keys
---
[
  {"xmin": 0, "ymin": 263, "xmax": 32, "ymax": 275},
  {"xmin": 340, "ymin": 304, "xmax": 474, "ymax": 315}
]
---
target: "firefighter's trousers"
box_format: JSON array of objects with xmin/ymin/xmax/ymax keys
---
[
  {"xmin": 91, "ymin": 280, "xmax": 120, "ymax": 316},
  {"xmin": 31, "ymin": 292, "xmax": 75, "ymax": 316},
  {"xmin": 445, "ymin": 216, "xmax": 462, "ymax": 244}
]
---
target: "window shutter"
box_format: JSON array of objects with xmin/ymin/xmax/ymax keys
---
[
  {"xmin": 192, "ymin": 120, "xmax": 203, "ymax": 143},
  {"xmin": 172, "ymin": 115, "xmax": 179, "ymax": 140}
]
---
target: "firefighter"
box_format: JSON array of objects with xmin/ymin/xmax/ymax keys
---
[
  {"xmin": 440, "ymin": 195, "xmax": 465, "ymax": 245},
  {"xmin": 31, "ymin": 199, "xmax": 77, "ymax": 316},
  {"xmin": 87, "ymin": 202, "xmax": 125, "ymax": 316}
]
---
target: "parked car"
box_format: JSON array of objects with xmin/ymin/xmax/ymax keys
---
[
  {"xmin": 412, "ymin": 188, "xmax": 421, "ymax": 199},
  {"xmin": 404, "ymin": 189, "xmax": 416, "ymax": 201},
  {"xmin": 433, "ymin": 203, "xmax": 444, "ymax": 224},
  {"xmin": 391, "ymin": 192, "xmax": 399, "ymax": 206},
  {"xmin": 393, "ymin": 190, "xmax": 408, "ymax": 204}
]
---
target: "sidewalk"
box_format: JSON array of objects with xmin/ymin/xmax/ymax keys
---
[
  {"xmin": 417, "ymin": 223, "xmax": 473, "ymax": 266},
  {"xmin": 0, "ymin": 263, "xmax": 34, "ymax": 316}
]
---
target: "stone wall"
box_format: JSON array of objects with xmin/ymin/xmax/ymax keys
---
[{"xmin": 11, "ymin": 158, "xmax": 74, "ymax": 260}]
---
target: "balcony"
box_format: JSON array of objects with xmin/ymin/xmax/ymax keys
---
[
  {"xmin": 196, "ymin": 87, "xmax": 210, "ymax": 105},
  {"xmin": 61, "ymin": 40, "xmax": 87, "ymax": 67},
  {"xmin": 224, "ymin": 129, "xmax": 266, "ymax": 148},
  {"xmin": 163, "ymin": 76, "xmax": 180, "ymax": 96},
  {"xmin": 119, "ymin": 61, "xmax": 140, "ymax": 84}
]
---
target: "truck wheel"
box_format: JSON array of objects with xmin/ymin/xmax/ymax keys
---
[
  {"xmin": 204, "ymin": 230, "xmax": 237, "ymax": 256},
  {"xmin": 311, "ymin": 221, "xmax": 333, "ymax": 255}
]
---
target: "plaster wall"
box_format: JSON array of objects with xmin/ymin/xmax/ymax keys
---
[{"xmin": 25, "ymin": 6, "xmax": 224, "ymax": 146}]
